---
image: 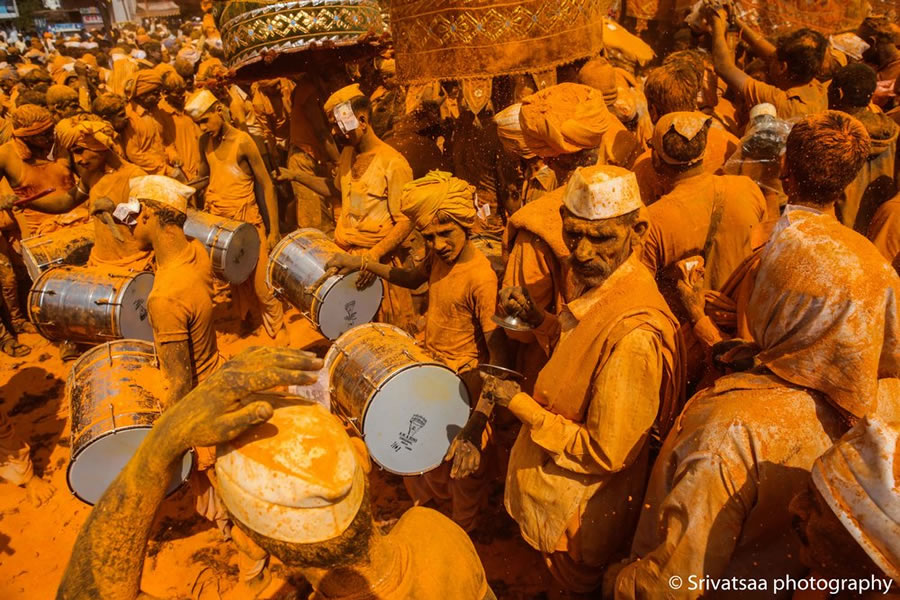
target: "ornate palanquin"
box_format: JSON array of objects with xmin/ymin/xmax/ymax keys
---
[
  {"xmin": 625, "ymin": 0, "xmax": 896, "ymax": 36},
  {"xmin": 390, "ymin": 0, "xmax": 611, "ymax": 85},
  {"xmin": 217, "ymin": 0, "xmax": 388, "ymax": 75}
]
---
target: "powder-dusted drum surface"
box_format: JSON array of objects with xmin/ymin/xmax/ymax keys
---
[
  {"xmin": 28, "ymin": 266, "xmax": 154, "ymax": 343},
  {"xmin": 21, "ymin": 223, "xmax": 94, "ymax": 282},
  {"xmin": 326, "ymin": 323, "xmax": 471, "ymax": 475},
  {"xmin": 66, "ymin": 340, "xmax": 193, "ymax": 505},
  {"xmin": 184, "ymin": 209, "xmax": 260, "ymax": 284},
  {"xmin": 268, "ymin": 229, "xmax": 383, "ymax": 340}
]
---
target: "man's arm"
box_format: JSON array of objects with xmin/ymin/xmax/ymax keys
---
[
  {"xmin": 273, "ymin": 168, "xmax": 337, "ymax": 198},
  {"xmin": 368, "ymin": 218, "xmax": 414, "ymax": 262},
  {"xmin": 240, "ymin": 135, "xmax": 279, "ymax": 245},
  {"xmin": 325, "ymin": 252, "xmax": 428, "ymax": 290},
  {"xmin": 57, "ymin": 347, "xmax": 323, "ymax": 600},
  {"xmin": 708, "ymin": 8, "xmax": 749, "ymax": 93},
  {"xmin": 157, "ymin": 341, "xmax": 193, "ymax": 408}
]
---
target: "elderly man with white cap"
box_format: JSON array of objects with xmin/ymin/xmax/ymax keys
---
[
  {"xmin": 57, "ymin": 347, "xmax": 496, "ymax": 600},
  {"xmin": 486, "ymin": 164, "xmax": 684, "ymax": 593}
]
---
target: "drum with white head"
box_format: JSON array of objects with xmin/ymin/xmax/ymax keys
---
[
  {"xmin": 28, "ymin": 265, "xmax": 154, "ymax": 343},
  {"xmin": 325, "ymin": 323, "xmax": 471, "ymax": 475},
  {"xmin": 20, "ymin": 223, "xmax": 94, "ymax": 282},
  {"xmin": 66, "ymin": 340, "xmax": 193, "ymax": 505},
  {"xmin": 268, "ymin": 229, "xmax": 383, "ymax": 340},
  {"xmin": 184, "ymin": 209, "xmax": 260, "ymax": 284}
]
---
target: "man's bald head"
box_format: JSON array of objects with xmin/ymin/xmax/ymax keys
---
[{"xmin": 784, "ymin": 111, "xmax": 871, "ymax": 204}]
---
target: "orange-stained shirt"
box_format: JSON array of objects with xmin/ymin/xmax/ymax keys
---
[
  {"xmin": 741, "ymin": 77, "xmax": 828, "ymax": 120},
  {"xmin": 309, "ymin": 507, "xmax": 491, "ymax": 600},
  {"xmin": 333, "ymin": 142, "xmax": 413, "ymax": 250},
  {"xmin": 641, "ymin": 173, "xmax": 767, "ymax": 304},
  {"xmin": 203, "ymin": 129, "xmax": 262, "ymax": 225},
  {"xmin": 868, "ymin": 192, "xmax": 900, "ymax": 275},
  {"xmin": 424, "ymin": 242, "xmax": 498, "ymax": 373},
  {"xmin": 87, "ymin": 161, "xmax": 151, "ymax": 269},
  {"xmin": 158, "ymin": 100, "xmax": 202, "ymax": 181},
  {"xmin": 148, "ymin": 239, "xmax": 220, "ymax": 384},
  {"xmin": 632, "ymin": 126, "xmax": 740, "ymax": 205},
  {"xmin": 123, "ymin": 102, "xmax": 168, "ymax": 175}
]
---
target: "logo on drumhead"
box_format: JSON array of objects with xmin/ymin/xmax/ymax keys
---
[
  {"xmin": 391, "ymin": 414, "xmax": 427, "ymax": 452},
  {"xmin": 344, "ymin": 300, "xmax": 357, "ymax": 324}
]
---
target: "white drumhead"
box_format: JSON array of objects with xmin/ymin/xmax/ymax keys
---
[
  {"xmin": 119, "ymin": 272, "xmax": 155, "ymax": 341},
  {"xmin": 67, "ymin": 427, "xmax": 193, "ymax": 505},
  {"xmin": 362, "ymin": 364, "xmax": 470, "ymax": 475},
  {"xmin": 317, "ymin": 274, "xmax": 384, "ymax": 341},
  {"xmin": 222, "ymin": 223, "xmax": 260, "ymax": 285}
]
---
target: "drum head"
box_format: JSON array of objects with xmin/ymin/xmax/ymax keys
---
[
  {"xmin": 222, "ymin": 223, "xmax": 260, "ymax": 285},
  {"xmin": 66, "ymin": 427, "xmax": 193, "ymax": 505},
  {"xmin": 119, "ymin": 272, "xmax": 155, "ymax": 341},
  {"xmin": 362, "ymin": 364, "xmax": 470, "ymax": 475},
  {"xmin": 317, "ymin": 274, "xmax": 383, "ymax": 341}
]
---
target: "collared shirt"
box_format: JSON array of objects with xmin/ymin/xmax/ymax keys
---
[{"xmin": 742, "ymin": 77, "xmax": 828, "ymax": 120}]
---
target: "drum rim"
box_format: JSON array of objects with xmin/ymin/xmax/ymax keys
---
[
  {"xmin": 265, "ymin": 231, "xmax": 300, "ymax": 290},
  {"xmin": 220, "ymin": 221, "xmax": 260, "ymax": 284},
  {"xmin": 115, "ymin": 271, "xmax": 155, "ymax": 340},
  {"xmin": 65, "ymin": 426, "xmax": 195, "ymax": 505},
  {"xmin": 359, "ymin": 361, "xmax": 471, "ymax": 476}
]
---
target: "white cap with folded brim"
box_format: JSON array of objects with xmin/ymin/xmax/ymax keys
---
[
  {"xmin": 216, "ymin": 403, "xmax": 366, "ymax": 544},
  {"xmin": 129, "ymin": 175, "xmax": 195, "ymax": 215},
  {"xmin": 563, "ymin": 165, "xmax": 642, "ymax": 220},
  {"xmin": 185, "ymin": 89, "xmax": 218, "ymax": 120},
  {"xmin": 812, "ymin": 415, "xmax": 900, "ymax": 584}
]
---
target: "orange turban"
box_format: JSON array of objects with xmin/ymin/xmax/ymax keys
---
[
  {"xmin": 126, "ymin": 69, "xmax": 162, "ymax": 99},
  {"xmin": 578, "ymin": 58, "xmax": 618, "ymax": 105},
  {"xmin": 55, "ymin": 113, "xmax": 105, "ymax": 150},
  {"xmin": 12, "ymin": 104, "xmax": 53, "ymax": 137},
  {"xmin": 46, "ymin": 84, "xmax": 78, "ymax": 106},
  {"xmin": 69, "ymin": 119, "xmax": 119, "ymax": 152},
  {"xmin": 400, "ymin": 170, "xmax": 477, "ymax": 230},
  {"xmin": 519, "ymin": 83, "xmax": 613, "ymax": 158},
  {"xmin": 79, "ymin": 53, "xmax": 98, "ymax": 68}
]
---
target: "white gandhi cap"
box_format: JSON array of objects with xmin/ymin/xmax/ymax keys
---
[
  {"xmin": 129, "ymin": 175, "xmax": 196, "ymax": 215},
  {"xmin": 563, "ymin": 165, "xmax": 642, "ymax": 221}
]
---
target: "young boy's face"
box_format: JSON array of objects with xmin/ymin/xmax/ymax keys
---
[{"xmin": 422, "ymin": 219, "xmax": 467, "ymax": 264}]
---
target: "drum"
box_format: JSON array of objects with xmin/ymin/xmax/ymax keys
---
[
  {"xmin": 325, "ymin": 323, "xmax": 471, "ymax": 475},
  {"xmin": 267, "ymin": 229, "xmax": 383, "ymax": 340},
  {"xmin": 20, "ymin": 223, "xmax": 94, "ymax": 282},
  {"xmin": 66, "ymin": 340, "xmax": 193, "ymax": 505},
  {"xmin": 184, "ymin": 209, "xmax": 260, "ymax": 285},
  {"xmin": 28, "ymin": 266, "xmax": 155, "ymax": 344},
  {"xmin": 471, "ymin": 233, "xmax": 506, "ymax": 280}
]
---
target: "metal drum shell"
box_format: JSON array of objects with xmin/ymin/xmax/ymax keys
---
[
  {"xmin": 27, "ymin": 266, "xmax": 154, "ymax": 344},
  {"xmin": 66, "ymin": 340, "xmax": 193, "ymax": 505},
  {"xmin": 267, "ymin": 229, "xmax": 383, "ymax": 340},
  {"xmin": 20, "ymin": 223, "xmax": 95, "ymax": 282},
  {"xmin": 184, "ymin": 209, "xmax": 260, "ymax": 285},
  {"xmin": 325, "ymin": 323, "xmax": 472, "ymax": 475}
]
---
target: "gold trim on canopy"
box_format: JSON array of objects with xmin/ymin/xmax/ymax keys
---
[{"xmin": 390, "ymin": 0, "xmax": 608, "ymax": 85}]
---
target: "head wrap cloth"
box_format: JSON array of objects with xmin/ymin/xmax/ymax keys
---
[
  {"xmin": 323, "ymin": 84, "xmax": 364, "ymax": 114},
  {"xmin": 12, "ymin": 104, "xmax": 53, "ymax": 137},
  {"xmin": 126, "ymin": 69, "xmax": 162, "ymax": 99},
  {"xmin": 519, "ymin": 83, "xmax": 613, "ymax": 158},
  {"xmin": 400, "ymin": 171, "xmax": 476, "ymax": 230},
  {"xmin": 68, "ymin": 119, "xmax": 118, "ymax": 152}
]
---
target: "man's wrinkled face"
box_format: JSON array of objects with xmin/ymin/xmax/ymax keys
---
[
  {"xmin": 422, "ymin": 219, "xmax": 467, "ymax": 264},
  {"xmin": 562, "ymin": 208, "xmax": 637, "ymax": 287},
  {"xmin": 135, "ymin": 87, "xmax": 161, "ymax": 110},
  {"xmin": 194, "ymin": 110, "xmax": 224, "ymax": 138},
  {"xmin": 71, "ymin": 145, "xmax": 106, "ymax": 172},
  {"xmin": 789, "ymin": 481, "xmax": 879, "ymax": 579},
  {"xmin": 51, "ymin": 97, "xmax": 81, "ymax": 120}
]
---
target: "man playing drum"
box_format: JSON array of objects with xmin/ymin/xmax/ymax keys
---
[
  {"xmin": 275, "ymin": 84, "xmax": 417, "ymax": 332},
  {"xmin": 57, "ymin": 347, "xmax": 496, "ymax": 600},
  {"xmin": 185, "ymin": 89, "xmax": 287, "ymax": 343},
  {"xmin": 327, "ymin": 170, "xmax": 508, "ymax": 532},
  {"xmin": 482, "ymin": 165, "xmax": 684, "ymax": 593}
]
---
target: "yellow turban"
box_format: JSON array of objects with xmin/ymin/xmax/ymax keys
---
[
  {"xmin": 578, "ymin": 58, "xmax": 618, "ymax": 105},
  {"xmin": 400, "ymin": 170, "xmax": 476, "ymax": 230},
  {"xmin": 55, "ymin": 113, "xmax": 106, "ymax": 150},
  {"xmin": 12, "ymin": 104, "xmax": 53, "ymax": 137},
  {"xmin": 519, "ymin": 83, "xmax": 613, "ymax": 158},
  {"xmin": 69, "ymin": 119, "xmax": 119, "ymax": 152},
  {"xmin": 79, "ymin": 53, "xmax": 98, "ymax": 68},
  {"xmin": 126, "ymin": 69, "xmax": 162, "ymax": 99},
  {"xmin": 46, "ymin": 84, "xmax": 78, "ymax": 106},
  {"xmin": 323, "ymin": 84, "xmax": 364, "ymax": 114}
]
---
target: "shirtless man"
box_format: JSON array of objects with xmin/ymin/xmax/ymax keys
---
[
  {"xmin": 274, "ymin": 84, "xmax": 417, "ymax": 331},
  {"xmin": 185, "ymin": 89, "xmax": 286, "ymax": 341}
]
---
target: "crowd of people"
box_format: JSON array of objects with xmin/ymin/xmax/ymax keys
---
[{"xmin": 0, "ymin": 1, "xmax": 897, "ymax": 598}]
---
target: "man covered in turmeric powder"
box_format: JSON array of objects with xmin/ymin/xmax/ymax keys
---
[
  {"xmin": 484, "ymin": 165, "xmax": 683, "ymax": 593},
  {"xmin": 122, "ymin": 69, "xmax": 170, "ymax": 176},
  {"xmin": 275, "ymin": 84, "xmax": 417, "ymax": 331},
  {"xmin": 185, "ymin": 89, "xmax": 286, "ymax": 341},
  {"xmin": 327, "ymin": 171, "xmax": 508, "ymax": 531}
]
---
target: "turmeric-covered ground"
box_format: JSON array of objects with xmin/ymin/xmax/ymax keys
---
[{"xmin": 0, "ymin": 304, "xmax": 577, "ymax": 599}]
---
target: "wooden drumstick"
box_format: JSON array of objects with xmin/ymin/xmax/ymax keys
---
[{"xmin": 12, "ymin": 187, "xmax": 56, "ymax": 207}]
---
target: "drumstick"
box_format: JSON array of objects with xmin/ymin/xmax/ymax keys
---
[
  {"xmin": 12, "ymin": 187, "xmax": 56, "ymax": 207},
  {"xmin": 187, "ymin": 176, "xmax": 209, "ymax": 189}
]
